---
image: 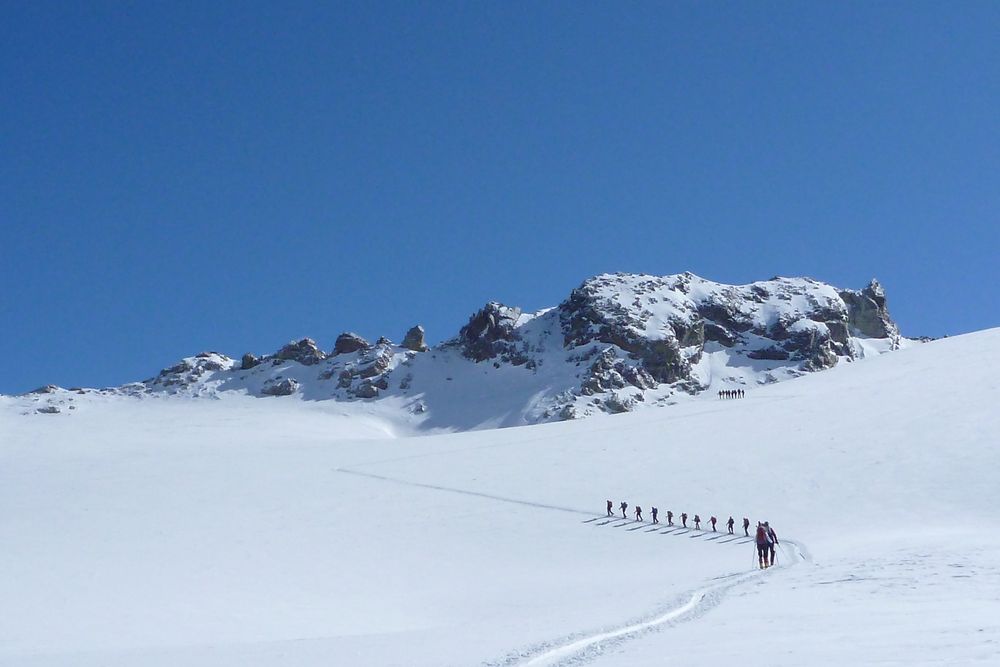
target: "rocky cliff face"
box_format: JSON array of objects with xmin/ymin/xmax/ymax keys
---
[{"xmin": 13, "ymin": 272, "xmax": 905, "ymax": 428}]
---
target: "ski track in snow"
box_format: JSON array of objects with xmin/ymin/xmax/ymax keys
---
[
  {"xmin": 490, "ymin": 541, "xmax": 810, "ymax": 667},
  {"xmin": 334, "ymin": 468, "xmax": 811, "ymax": 667},
  {"xmin": 334, "ymin": 468, "xmax": 592, "ymax": 516}
]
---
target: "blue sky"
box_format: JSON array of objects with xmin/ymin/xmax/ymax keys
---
[{"xmin": 2, "ymin": 2, "xmax": 998, "ymax": 393}]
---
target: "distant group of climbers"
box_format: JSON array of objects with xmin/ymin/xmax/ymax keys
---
[
  {"xmin": 718, "ymin": 389, "xmax": 745, "ymax": 399},
  {"xmin": 605, "ymin": 500, "xmax": 779, "ymax": 569}
]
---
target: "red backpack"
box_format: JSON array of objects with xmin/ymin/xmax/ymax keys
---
[{"xmin": 755, "ymin": 525, "xmax": 768, "ymax": 543}]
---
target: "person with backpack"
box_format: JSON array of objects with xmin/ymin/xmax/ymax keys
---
[
  {"xmin": 606, "ymin": 500, "xmax": 613, "ymax": 517},
  {"xmin": 710, "ymin": 516, "xmax": 717, "ymax": 532},
  {"xmin": 765, "ymin": 521, "xmax": 778, "ymax": 564},
  {"xmin": 681, "ymin": 512, "xmax": 688, "ymax": 528},
  {"xmin": 666, "ymin": 510, "xmax": 674, "ymax": 526},
  {"xmin": 620, "ymin": 501, "xmax": 628, "ymax": 519},
  {"xmin": 651, "ymin": 507, "xmax": 659, "ymax": 524},
  {"xmin": 755, "ymin": 522, "xmax": 771, "ymax": 568},
  {"xmin": 727, "ymin": 516, "xmax": 735, "ymax": 534},
  {"xmin": 635, "ymin": 506, "xmax": 643, "ymax": 522},
  {"xmin": 693, "ymin": 514, "xmax": 701, "ymax": 530},
  {"xmin": 743, "ymin": 517, "xmax": 750, "ymax": 537}
]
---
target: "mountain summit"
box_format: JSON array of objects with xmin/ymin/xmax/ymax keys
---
[{"xmin": 14, "ymin": 273, "xmax": 904, "ymax": 429}]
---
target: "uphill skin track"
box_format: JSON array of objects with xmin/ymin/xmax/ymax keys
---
[{"xmin": 490, "ymin": 540, "xmax": 809, "ymax": 667}]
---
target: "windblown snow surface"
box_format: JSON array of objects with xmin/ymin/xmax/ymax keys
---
[{"xmin": 1, "ymin": 329, "xmax": 998, "ymax": 666}]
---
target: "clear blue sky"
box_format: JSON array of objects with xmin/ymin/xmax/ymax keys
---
[{"xmin": 2, "ymin": 2, "xmax": 998, "ymax": 394}]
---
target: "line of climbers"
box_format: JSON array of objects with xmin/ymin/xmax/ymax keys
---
[
  {"xmin": 605, "ymin": 500, "xmax": 780, "ymax": 569},
  {"xmin": 718, "ymin": 389, "xmax": 745, "ymax": 399}
]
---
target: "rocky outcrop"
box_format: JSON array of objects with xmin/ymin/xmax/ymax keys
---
[
  {"xmin": 261, "ymin": 378, "xmax": 299, "ymax": 396},
  {"xmin": 839, "ymin": 279, "xmax": 899, "ymax": 341},
  {"xmin": 333, "ymin": 332, "xmax": 370, "ymax": 355},
  {"xmin": 325, "ymin": 338, "xmax": 398, "ymax": 397},
  {"xmin": 557, "ymin": 273, "xmax": 903, "ymax": 395},
  {"xmin": 559, "ymin": 277, "xmax": 693, "ymax": 384},
  {"xmin": 147, "ymin": 353, "xmax": 234, "ymax": 390},
  {"xmin": 580, "ymin": 349, "xmax": 658, "ymax": 396},
  {"xmin": 275, "ymin": 338, "xmax": 326, "ymax": 366},
  {"xmin": 458, "ymin": 303, "xmax": 523, "ymax": 362},
  {"xmin": 748, "ymin": 346, "xmax": 790, "ymax": 361},
  {"xmin": 402, "ymin": 325, "xmax": 429, "ymax": 352},
  {"xmin": 604, "ymin": 393, "xmax": 642, "ymax": 414},
  {"xmin": 193, "ymin": 352, "xmax": 228, "ymax": 371},
  {"xmin": 31, "ymin": 271, "xmax": 902, "ymax": 430},
  {"xmin": 354, "ymin": 381, "xmax": 379, "ymax": 399}
]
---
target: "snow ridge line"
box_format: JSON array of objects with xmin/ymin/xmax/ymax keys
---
[{"xmin": 494, "ymin": 540, "xmax": 809, "ymax": 667}]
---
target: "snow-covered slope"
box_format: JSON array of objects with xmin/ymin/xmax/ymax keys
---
[
  {"xmin": 6, "ymin": 272, "xmax": 905, "ymax": 431},
  {"xmin": 2, "ymin": 328, "xmax": 997, "ymax": 666}
]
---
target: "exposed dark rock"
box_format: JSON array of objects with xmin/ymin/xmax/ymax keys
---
[
  {"xmin": 195, "ymin": 354, "xmax": 227, "ymax": 371},
  {"xmin": 703, "ymin": 322, "xmax": 739, "ymax": 347},
  {"xmin": 825, "ymin": 320, "xmax": 850, "ymax": 346},
  {"xmin": 260, "ymin": 378, "xmax": 299, "ymax": 396},
  {"xmin": 672, "ymin": 318, "xmax": 705, "ymax": 350},
  {"xmin": 839, "ymin": 279, "xmax": 899, "ymax": 340},
  {"xmin": 620, "ymin": 364, "xmax": 657, "ymax": 390},
  {"xmin": 604, "ymin": 394, "xmax": 638, "ymax": 414},
  {"xmin": 803, "ymin": 340, "xmax": 839, "ymax": 371},
  {"xmin": 581, "ymin": 350, "xmax": 627, "ymax": 395},
  {"xmin": 748, "ymin": 347, "xmax": 790, "ymax": 361},
  {"xmin": 458, "ymin": 302, "xmax": 522, "ymax": 362},
  {"xmin": 638, "ymin": 338, "xmax": 691, "ymax": 384},
  {"xmin": 354, "ymin": 381, "xmax": 379, "ymax": 398},
  {"xmin": 696, "ymin": 300, "xmax": 754, "ymax": 334},
  {"xmin": 161, "ymin": 360, "xmax": 192, "ymax": 376},
  {"xmin": 358, "ymin": 348, "xmax": 393, "ymax": 378},
  {"xmin": 333, "ymin": 332, "xmax": 370, "ymax": 355},
  {"xmin": 36, "ymin": 405, "xmax": 61, "ymax": 414},
  {"xmin": 560, "ymin": 278, "xmax": 698, "ymax": 385},
  {"xmin": 275, "ymin": 338, "xmax": 326, "ymax": 366},
  {"xmin": 29, "ymin": 385, "xmax": 60, "ymax": 395},
  {"xmin": 241, "ymin": 353, "xmax": 261, "ymax": 370},
  {"xmin": 402, "ymin": 325, "xmax": 429, "ymax": 352}
]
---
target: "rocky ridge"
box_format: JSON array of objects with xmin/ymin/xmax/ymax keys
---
[{"xmin": 10, "ymin": 272, "xmax": 906, "ymax": 428}]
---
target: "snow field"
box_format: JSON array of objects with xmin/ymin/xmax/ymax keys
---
[{"xmin": 2, "ymin": 329, "xmax": 998, "ymax": 665}]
